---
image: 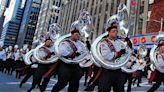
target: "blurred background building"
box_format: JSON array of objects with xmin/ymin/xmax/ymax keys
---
[
  {"xmin": 1, "ymin": 0, "xmax": 26, "ymax": 46},
  {"xmin": 34, "ymin": 0, "xmax": 63, "ymax": 40},
  {"xmin": 0, "ymin": 0, "xmax": 10, "ymax": 38},
  {"xmin": 0, "ymin": 0, "xmax": 163, "ymax": 47},
  {"xmin": 58, "ymin": 0, "xmax": 163, "ymax": 41},
  {"xmin": 58, "ymin": 0, "xmax": 128, "ymax": 41},
  {"xmin": 16, "ymin": 0, "xmax": 42, "ymax": 47}
]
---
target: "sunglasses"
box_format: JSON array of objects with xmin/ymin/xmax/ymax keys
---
[{"xmin": 111, "ymin": 29, "xmax": 118, "ymax": 32}]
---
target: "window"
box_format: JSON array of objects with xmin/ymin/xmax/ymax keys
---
[
  {"xmin": 110, "ymin": 1, "xmax": 114, "ymax": 15},
  {"xmin": 56, "ymin": 2, "xmax": 59, "ymax": 6},
  {"xmin": 53, "ymin": 0, "xmax": 55, "ymax": 5},
  {"xmin": 96, "ymin": 0, "xmax": 98, "ymax": 4},
  {"xmin": 92, "ymin": 0, "xmax": 94, "ymax": 5},
  {"xmin": 138, "ymin": 19, "xmax": 143, "ymax": 34},
  {"xmin": 90, "ymin": 7, "xmax": 93, "ymax": 15},
  {"xmin": 140, "ymin": 6, "xmax": 144, "ymax": 14},
  {"xmin": 117, "ymin": 0, "xmax": 120, "ymax": 7},
  {"xmin": 125, "ymin": 0, "xmax": 127, "ymax": 5},
  {"xmin": 56, "ymin": 16, "xmax": 58, "ymax": 23},
  {"xmin": 105, "ymin": 3, "xmax": 108, "ymax": 11},
  {"xmin": 59, "ymin": 1, "xmax": 61, "ymax": 7},
  {"xmin": 95, "ymin": 7, "xmax": 97, "ymax": 14},
  {"xmin": 79, "ymin": 2, "xmax": 82, "ymax": 10},
  {"xmin": 93, "ymin": 17, "xmax": 96, "ymax": 25},
  {"xmin": 87, "ymin": 1, "xmax": 89, "ymax": 7},
  {"xmin": 148, "ymin": 4, "xmax": 152, "ymax": 11},
  {"xmin": 104, "ymin": 14, "xmax": 107, "ymax": 23},
  {"xmin": 96, "ymin": 17, "xmax": 100, "ymax": 36},
  {"xmin": 99, "ymin": 5, "xmax": 102, "ymax": 13}
]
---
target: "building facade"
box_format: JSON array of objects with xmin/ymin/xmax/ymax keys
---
[
  {"xmin": 59, "ymin": 0, "xmax": 161, "ymax": 41},
  {"xmin": 0, "ymin": 16, "xmax": 5, "ymax": 38},
  {"xmin": 0, "ymin": 0, "xmax": 10, "ymax": 17},
  {"xmin": 34, "ymin": 0, "xmax": 62, "ymax": 39},
  {"xmin": 146, "ymin": 0, "xmax": 164, "ymax": 33},
  {"xmin": 1, "ymin": 0, "xmax": 25, "ymax": 46},
  {"xmin": 58, "ymin": 0, "xmax": 128, "ymax": 41},
  {"xmin": 128, "ymin": 0, "xmax": 164, "ymax": 35},
  {"xmin": 16, "ymin": 0, "xmax": 42, "ymax": 47}
]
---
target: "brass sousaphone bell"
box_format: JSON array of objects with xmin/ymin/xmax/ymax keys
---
[
  {"xmin": 150, "ymin": 33, "xmax": 164, "ymax": 73},
  {"xmin": 33, "ymin": 23, "xmax": 62, "ymax": 64},
  {"xmin": 55, "ymin": 11, "xmax": 93, "ymax": 67},
  {"xmin": 91, "ymin": 4, "xmax": 132, "ymax": 70}
]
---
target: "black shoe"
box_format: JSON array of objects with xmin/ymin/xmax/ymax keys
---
[
  {"xmin": 19, "ymin": 83, "xmax": 23, "ymax": 88},
  {"xmin": 137, "ymin": 85, "xmax": 141, "ymax": 87},
  {"xmin": 27, "ymin": 88, "xmax": 32, "ymax": 92},
  {"xmin": 84, "ymin": 82, "xmax": 87, "ymax": 86},
  {"xmin": 132, "ymin": 82, "xmax": 135, "ymax": 86}
]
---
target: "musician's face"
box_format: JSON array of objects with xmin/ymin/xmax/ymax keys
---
[
  {"xmin": 159, "ymin": 45, "xmax": 164, "ymax": 53},
  {"xmin": 0, "ymin": 47, "xmax": 2, "ymax": 51},
  {"xmin": 72, "ymin": 32, "xmax": 80, "ymax": 41},
  {"xmin": 108, "ymin": 28, "xmax": 118, "ymax": 38},
  {"xmin": 14, "ymin": 48, "xmax": 17, "ymax": 52},
  {"xmin": 45, "ymin": 40, "xmax": 53, "ymax": 47}
]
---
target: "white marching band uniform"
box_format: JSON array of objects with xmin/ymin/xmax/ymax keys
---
[
  {"xmin": 30, "ymin": 56, "xmax": 38, "ymax": 68},
  {"xmin": 59, "ymin": 39, "xmax": 86, "ymax": 60},
  {"xmin": 14, "ymin": 49, "xmax": 22, "ymax": 61},
  {"xmin": 7, "ymin": 50, "xmax": 14, "ymax": 59},
  {"xmin": 157, "ymin": 53, "xmax": 164, "ymax": 69},
  {"xmin": 37, "ymin": 46, "xmax": 54, "ymax": 61},
  {"xmin": 20, "ymin": 49, "xmax": 29, "ymax": 62},
  {"xmin": 100, "ymin": 38, "xmax": 123, "ymax": 61},
  {"xmin": 138, "ymin": 58, "xmax": 145, "ymax": 71},
  {"xmin": 0, "ymin": 49, "xmax": 7, "ymax": 61}
]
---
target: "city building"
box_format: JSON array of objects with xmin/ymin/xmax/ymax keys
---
[
  {"xmin": 0, "ymin": 0, "xmax": 10, "ymax": 38},
  {"xmin": 16, "ymin": 0, "xmax": 42, "ymax": 47},
  {"xmin": 146, "ymin": 0, "xmax": 164, "ymax": 33},
  {"xmin": 0, "ymin": 16, "xmax": 5, "ymax": 38},
  {"xmin": 1, "ymin": 0, "xmax": 26, "ymax": 46},
  {"xmin": 34, "ymin": 0, "xmax": 63, "ymax": 39},
  {"xmin": 58, "ymin": 0, "xmax": 127, "ymax": 41},
  {"xmin": 0, "ymin": 0, "xmax": 10, "ymax": 17},
  {"xmin": 128, "ymin": 0, "xmax": 164, "ymax": 35},
  {"xmin": 58, "ymin": 0, "xmax": 162, "ymax": 41}
]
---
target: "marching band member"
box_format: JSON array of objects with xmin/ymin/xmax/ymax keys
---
[
  {"xmin": 17, "ymin": 45, "xmax": 29, "ymax": 73},
  {"xmin": 98, "ymin": 24, "xmax": 126, "ymax": 92},
  {"xmin": 20, "ymin": 45, "xmax": 29, "ymax": 62},
  {"xmin": 83, "ymin": 37, "xmax": 91, "ymax": 86},
  {"xmin": 133, "ymin": 55, "xmax": 145, "ymax": 87},
  {"xmin": 85, "ymin": 22, "xmax": 126, "ymax": 91},
  {"xmin": 51, "ymin": 29, "xmax": 85, "ymax": 92},
  {"xmin": 123, "ymin": 54, "xmax": 136, "ymax": 92},
  {"xmin": 122, "ymin": 37, "xmax": 134, "ymax": 92},
  {"xmin": 0, "ymin": 46, "xmax": 6, "ymax": 72},
  {"xmin": 147, "ymin": 40, "xmax": 164, "ymax": 92},
  {"xmin": 13, "ymin": 45, "xmax": 22, "ymax": 78},
  {"xmin": 148, "ymin": 64, "xmax": 156, "ymax": 84},
  {"xmin": 84, "ymin": 64, "xmax": 99, "ymax": 91},
  {"xmin": 19, "ymin": 54, "xmax": 38, "ymax": 88},
  {"xmin": 19, "ymin": 44, "xmax": 38, "ymax": 88},
  {"xmin": 28, "ymin": 38, "xmax": 55, "ymax": 92},
  {"xmin": 6, "ymin": 46, "xmax": 14, "ymax": 75}
]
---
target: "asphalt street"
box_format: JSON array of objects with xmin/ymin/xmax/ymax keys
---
[{"xmin": 0, "ymin": 72, "xmax": 164, "ymax": 92}]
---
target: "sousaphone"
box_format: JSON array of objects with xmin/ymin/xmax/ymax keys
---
[
  {"xmin": 55, "ymin": 11, "xmax": 92, "ymax": 66},
  {"xmin": 150, "ymin": 33, "xmax": 164, "ymax": 73},
  {"xmin": 91, "ymin": 4, "xmax": 132, "ymax": 69},
  {"xmin": 33, "ymin": 23, "xmax": 62, "ymax": 64},
  {"xmin": 121, "ymin": 54, "xmax": 140, "ymax": 73}
]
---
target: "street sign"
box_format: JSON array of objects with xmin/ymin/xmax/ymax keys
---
[{"xmin": 130, "ymin": 32, "xmax": 163, "ymax": 48}]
